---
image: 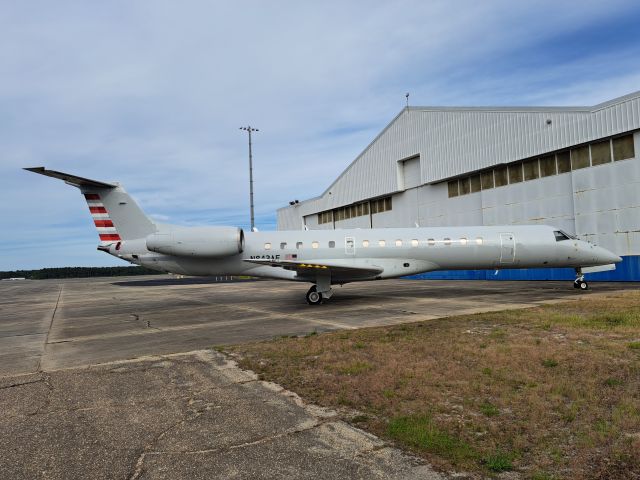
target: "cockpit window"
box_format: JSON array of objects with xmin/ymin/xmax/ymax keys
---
[{"xmin": 554, "ymin": 230, "xmax": 575, "ymax": 242}]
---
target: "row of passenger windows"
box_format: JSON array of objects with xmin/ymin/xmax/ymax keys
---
[
  {"xmin": 318, "ymin": 196, "xmax": 392, "ymax": 224},
  {"xmin": 264, "ymin": 237, "xmax": 484, "ymax": 250},
  {"xmin": 448, "ymin": 134, "xmax": 635, "ymax": 198}
]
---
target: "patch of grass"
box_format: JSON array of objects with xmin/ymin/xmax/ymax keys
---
[
  {"xmin": 480, "ymin": 400, "xmax": 499, "ymax": 417},
  {"xmin": 350, "ymin": 414, "xmax": 368, "ymax": 423},
  {"xmin": 490, "ymin": 328, "xmax": 508, "ymax": 341},
  {"xmin": 213, "ymin": 345, "xmax": 225, "ymax": 352},
  {"xmin": 354, "ymin": 342, "xmax": 366, "ymax": 349},
  {"xmin": 604, "ymin": 377, "xmax": 624, "ymax": 387},
  {"xmin": 337, "ymin": 361, "xmax": 372, "ymax": 375},
  {"xmin": 382, "ymin": 389, "xmax": 395, "ymax": 399},
  {"xmin": 541, "ymin": 358, "xmax": 559, "ymax": 368},
  {"xmin": 482, "ymin": 451, "xmax": 514, "ymax": 472},
  {"xmin": 387, "ymin": 415, "xmax": 477, "ymax": 464},
  {"xmin": 628, "ymin": 341, "xmax": 640, "ymax": 350},
  {"xmin": 531, "ymin": 472, "xmax": 559, "ymax": 480},
  {"xmin": 304, "ymin": 330, "xmax": 318, "ymax": 338},
  {"xmin": 481, "ymin": 367, "xmax": 492, "ymax": 376}
]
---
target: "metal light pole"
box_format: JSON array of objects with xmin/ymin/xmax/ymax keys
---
[{"xmin": 239, "ymin": 126, "xmax": 259, "ymax": 231}]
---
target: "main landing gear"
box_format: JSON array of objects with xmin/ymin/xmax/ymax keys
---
[
  {"xmin": 306, "ymin": 274, "xmax": 333, "ymax": 305},
  {"xmin": 305, "ymin": 285, "xmax": 322, "ymax": 305},
  {"xmin": 574, "ymin": 270, "xmax": 589, "ymax": 291}
]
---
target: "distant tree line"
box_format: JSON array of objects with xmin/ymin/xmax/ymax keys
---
[{"xmin": 0, "ymin": 266, "xmax": 164, "ymax": 280}]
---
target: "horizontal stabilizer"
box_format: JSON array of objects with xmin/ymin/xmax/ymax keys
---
[{"xmin": 24, "ymin": 167, "xmax": 116, "ymax": 189}]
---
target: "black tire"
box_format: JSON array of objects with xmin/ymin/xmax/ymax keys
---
[
  {"xmin": 306, "ymin": 288, "xmax": 322, "ymax": 305},
  {"xmin": 579, "ymin": 281, "xmax": 589, "ymax": 291},
  {"xmin": 573, "ymin": 282, "xmax": 580, "ymax": 289}
]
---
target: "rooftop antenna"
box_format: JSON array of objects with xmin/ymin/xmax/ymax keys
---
[{"xmin": 405, "ymin": 92, "xmax": 410, "ymax": 108}]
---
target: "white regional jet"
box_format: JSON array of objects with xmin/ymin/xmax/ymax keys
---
[{"xmin": 26, "ymin": 167, "xmax": 621, "ymax": 305}]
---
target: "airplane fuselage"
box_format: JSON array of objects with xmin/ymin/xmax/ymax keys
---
[{"xmin": 112, "ymin": 224, "xmax": 620, "ymax": 282}]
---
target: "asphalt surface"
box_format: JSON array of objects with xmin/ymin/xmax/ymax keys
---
[{"xmin": 1, "ymin": 276, "xmax": 638, "ymax": 479}]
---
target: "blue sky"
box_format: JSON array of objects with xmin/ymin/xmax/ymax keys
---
[{"xmin": 2, "ymin": 0, "xmax": 640, "ymax": 270}]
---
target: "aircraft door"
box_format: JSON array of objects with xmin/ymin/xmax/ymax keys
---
[
  {"xmin": 345, "ymin": 236, "xmax": 355, "ymax": 255},
  {"xmin": 499, "ymin": 233, "xmax": 515, "ymax": 264}
]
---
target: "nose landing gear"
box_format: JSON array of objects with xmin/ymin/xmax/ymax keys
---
[{"xmin": 574, "ymin": 270, "xmax": 589, "ymax": 290}]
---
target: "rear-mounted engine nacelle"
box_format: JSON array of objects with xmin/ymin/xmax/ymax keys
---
[{"xmin": 146, "ymin": 226, "xmax": 245, "ymax": 258}]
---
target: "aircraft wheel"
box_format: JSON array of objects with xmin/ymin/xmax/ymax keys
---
[
  {"xmin": 578, "ymin": 281, "xmax": 589, "ymax": 291},
  {"xmin": 306, "ymin": 287, "xmax": 322, "ymax": 305},
  {"xmin": 573, "ymin": 282, "xmax": 580, "ymax": 289}
]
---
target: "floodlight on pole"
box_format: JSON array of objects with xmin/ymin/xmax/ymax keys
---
[{"xmin": 239, "ymin": 126, "xmax": 259, "ymax": 231}]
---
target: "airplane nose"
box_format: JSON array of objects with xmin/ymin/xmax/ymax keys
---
[{"xmin": 595, "ymin": 246, "xmax": 622, "ymax": 264}]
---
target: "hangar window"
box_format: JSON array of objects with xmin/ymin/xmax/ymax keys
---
[
  {"xmin": 411, "ymin": 239, "xmax": 419, "ymax": 247},
  {"xmin": 470, "ymin": 175, "xmax": 481, "ymax": 193},
  {"xmin": 296, "ymin": 242, "xmax": 303, "ymax": 249},
  {"xmin": 571, "ymin": 146, "xmax": 590, "ymax": 169},
  {"xmin": 318, "ymin": 211, "xmax": 333, "ymax": 225},
  {"xmin": 494, "ymin": 167, "xmax": 508, "ymax": 187},
  {"xmin": 427, "ymin": 238, "xmax": 435, "ymax": 246},
  {"xmin": 613, "ymin": 134, "xmax": 634, "ymax": 161},
  {"xmin": 378, "ymin": 240, "xmax": 386, "ymax": 247},
  {"xmin": 556, "ymin": 151, "xmax": 571, "ymax": 173},
  {"xmin": 395, "ymin": 239, "xmax": 403, "ymax": 247},
  {"xmin": 280, "ymin": 242, "xmax": 287, "ymax": 249},
  {"xmin": 481, "ymin": 171, "xmax": 494, "ymax": 190},
  {"xmin": 264, "ymin": 243, "xmax": 272, "ymax": 250},
  {"xmin": 371, "ymin": 197, "xmax": 392, "ymax": 214},
  {"xmin": 508, "ymin": 163, "xmax": 523, "ymax": 183},
  {"xmin": 523, "ymin": 159, "xmax": 539, "ymax": 180},
  {"xmin": 448, "ymin": 180, "xmax": 459, "ymax": 197},
  {"xmin": 475, "ymin": 237, "xmax": 483, "ymax": 245},
  {"xmin": 459, "ymin": 177, "xmax": 471, "ymax": 195},
  {"xmin": 443, "ymin": 237, "xmax": 451, "ymax": 246},
  {"xmin": 540, "ymin": 155, "xmax": 556, "ymax": 177},
  {"xmin": 312, "ymin": 241, "xmax": 319, "ymax": 249},
  {"xmin": 460, "ymin": 237, "xmax": 468, "ymax": 245},
  {"xmin": 362, "ymin": 240, "xmax": 370, "ymax": 248},
  {"xmin": 591, "ymin": 140, "xmax": 612, "ymax": 166},
  {"xmin": 328, "ymin": 241, "xmax": 335, "ymax": 248}
]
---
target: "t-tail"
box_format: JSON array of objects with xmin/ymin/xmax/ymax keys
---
[{"xmin": 24, "ymin": 167, "xmax": 157, "ymax": 250}]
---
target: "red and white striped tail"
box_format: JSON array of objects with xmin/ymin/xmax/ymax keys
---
[{"xmin": 84, "ymin": 193, "xmax": 121, "ymax": 242}]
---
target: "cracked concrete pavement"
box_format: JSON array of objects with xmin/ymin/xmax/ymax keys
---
[{"xmin": 0, "ymin": 350, "xmax": 442, "ymax": 480}]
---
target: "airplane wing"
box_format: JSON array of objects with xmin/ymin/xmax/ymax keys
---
[{"xmin": 243, "ymin": 259, "xmax": 383, "ymax": 280}]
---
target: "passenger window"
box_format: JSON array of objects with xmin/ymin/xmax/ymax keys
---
[
  {"xmin": 475, "ymin": 237, "xmax": 483, "ymax": 245},
  {"xmin": 460, "ymin": 237, "xmax": 468, "ymax": 245},
  {"xmin": 328, "ymin": 241, "xmax": 335, "ymax": 248},
  {"xmin": 296, "ymin": 241, "xmax": 303, "ymax": 249},
  {"xmin": 427, "ymin": 238, "xmax": 435, "ymax": 246},
  {"xmin": 362, "ymin": 240, "xmax": 370, "ymax": 247},
  {"xmin": 280, "ymin": 242, "xmax": 287, "ymax": 249},
  {"xmin": 312, "ymin": 241, "xmax": 319, "ymax": 249},
  {"xmin": 264, "ymin": 243, "xmax": 271, "ymax": 250},
  {"xmin": 378, "ymin": 240, "xmax": 386, "ymax": 247},
  {"xmin": 443, "ymin": 238, "xmax": 451, "ymax": 245},
  {"xmin": 395, "ymin": 239, "xmax": 403, "ymax": 247},
  {"xmin": 411, "ymin": 239, "xmax": 419, "ymax": 247}
]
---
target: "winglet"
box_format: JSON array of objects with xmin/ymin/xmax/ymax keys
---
[{"xmin": 24, "ymin": 167, "xmax": 116, "ymax": 189}]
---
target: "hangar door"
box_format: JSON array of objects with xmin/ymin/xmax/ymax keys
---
[{"xmin": 400, "ymin": 156, "xmax": 421, "ymax": 190}]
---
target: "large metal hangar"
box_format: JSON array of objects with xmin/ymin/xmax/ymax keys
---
[{"xmin": 277, "ymin": 91, "xmax": 640, "ymax": 281}]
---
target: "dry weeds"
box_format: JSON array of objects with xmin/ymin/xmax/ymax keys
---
[{"xmin": 228, "ymin": 290, "xmax": 640, "ymax": 479}]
